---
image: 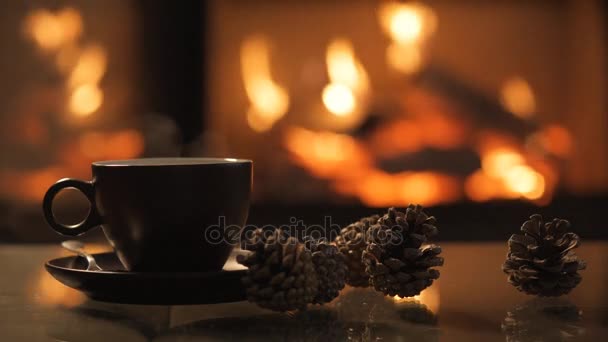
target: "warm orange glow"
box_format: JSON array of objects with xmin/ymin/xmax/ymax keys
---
[
  {"xmin": 386, "ymin": 42, "xmax": 423, "ymax": 74},
  {"xmin": 469, "ymin": 141, "xmax": 548, "ymax": 202},
  {"xmin": 503, "ymin": 165, "xmax": 546, "ymax": 200},
  {"xmin": 530, "ymin": 124, "xmax": 574, "ymax": 158},
  {"xmin": 79, "ymin": 130, "xmax": 144, "ymax": 160},
  {"xmin": 326, "ymin": 39, "xmax": 369, "ymax": 94},
  {"xmin": 29, "ymin": 268, "xmax": 85, "ymax": 307},
  {"xmin": 378, "ymin": 2, "xmax": 437, "ymax": 44},
  {"xmin": 241, "ymin": 36, "xmax": 289, "ymax": 132},
  {"xmin": 322, "ymin": 39, "xmax": 370, "ymax": 121},
  {"xmin": 24, "ymin": 8, "xmax": 82, "ymax": 51},
  {"xmin": 418, "ymin": 112, "xmax": 468, "ymax": 149},
  {"xmin": 69, "ymin": 83, "xmax": 103, "ymax": 116},
  {"xmin": 79, "ymin": 131, "xmax": 106, "ymax": 158},
  {"xmin": 322, "ymin": 83, "xmax": 356, "ymax": 116},
  {"xmin": 369, "ymin": 120, "xmax": 423, "ymax": 157},
  {"xmin": 0, "ymin": 167, "xmax": 65, "ymax": 202},
  {"xmin": 284, "ymin": 127, "xmax": 371, "ymax": 179},
  {"xmin": 352, "ymin": 171, "xmax": 460, "ymax": 207},
  {"xmin": 391, "ymin": 281, "xmax": 440, "ymax": 313},
  {"xmin": 106, "ymin": 130, "xmax": 145, "ymax": 160},
  {"xmin": 465, "ymin": 169, "xmax": 503, "ymax": 202},
  {"xmin": 55, "ymin": 44, "xmax": 81, "ymax": 73},
  {"xmin": 481, "ymin": 148, "xmax": 525, "ymax": 178},
  {"xmin": 28, "ymin": 244, "xmax": 110, "ymax": 307},
  {"xmin": 500, "ymin": 77, "xmax": 536, "ymax": 119},
  {"xmin": 68, "ymin": 44, "xmax": 107, "ymax": 88}
]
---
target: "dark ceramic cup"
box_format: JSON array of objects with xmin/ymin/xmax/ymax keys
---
[{"xmin": 43, "ymin": 158, "xmax": 252, "ymax": 272}]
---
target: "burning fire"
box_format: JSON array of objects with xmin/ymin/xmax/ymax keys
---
[
  {"xmin": 466, "ymin": 140, "xmax": 549, "ymax": 202},
  {"xmin": 284, "ymin": 127, "xmax": 371, "ymax": 179},
  {"xmin": 24, "ymin": 7, "xmax": 107, "ymax": 117},
  {"xmin": 378, "ymin": 2, "xmax": 437, "ymax": 45},
  {"xmin": 69, "ymin": 83, "xmax": 103, "ymax": 116},
  {"xmin": 378, "ymin": 1, "xmax": 437, "ymax": 74},
  {"xmin": 321, "ymin": 39, "xmax": 370, "ymax": 130},
  {"xmin": 284, "ymin": 127, "xmax": 460, "ymax": 207},
  {"xmin": 24, "ymin": 8, "xmax": 82, "ymax": 52},
  {"xmin": 241, "ymin": 36, "xmax": 289, "ymax": 132}
]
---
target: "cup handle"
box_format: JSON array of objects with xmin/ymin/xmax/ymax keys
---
[{"xmin": 42, "ymin": 178, "xmax": 102, "ymax": 236}]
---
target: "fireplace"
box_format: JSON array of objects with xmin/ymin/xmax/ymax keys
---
[{"xmin": 0, "ymin": 0, "xmax": 607, "ymax": 241}]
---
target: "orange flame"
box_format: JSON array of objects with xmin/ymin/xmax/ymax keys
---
[
  {"xmin": 241, "ymin": 36, "xmax": 289, "ymax": 132},
  {"xmin": 378, "ymin": 2, "xmax": 436, "ymax": 74},
  {"xmin": 467, "ymin": 136, "xmax": 549, "ymax": 202},
  {"xmin": 322, "ymin": 39, "xmax": 370, "ymax": 122},
  {"xmin": 284, "ymin": 127, "xmax": 460, "ymax": 207},
  {"xmin": 24, "ymin": 8, "xmax": 82, "ymax": 51},
  {"xmin": 378, "ymin": 2, "xmax": 437, "ymax": 45}
]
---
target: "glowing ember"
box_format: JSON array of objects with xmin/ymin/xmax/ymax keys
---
[
  {"xmin": 322, "ymin": 83, "xmax": 356, "ymax": 116},
  {"xmin": 500, "ymin": 77, "xmax": 536, "ymax": 119},
  {"xmin": 241, "ymin": 36, "xmax": 289, "ymax": 132},
  {"xmin": 69, "ymin": 83, "xmax": 103, "ymax": 116}
]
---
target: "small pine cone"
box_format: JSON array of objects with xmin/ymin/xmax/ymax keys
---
[
  {"xmin": 502, "ymin": 215, "xmax": 586, "ymax": 296},
  {"xmin": 335, "ymin": 215, "xmax": 379, "ymax": 287},
  {"xmin": 238, "ymin": 228, "xmax": 318, "ymax": 311},
  {"xmin": 304, "ymin": 237, "xmax": 348, "ymax": 304},
  {"xmin": 362, "ymin": 205, "xmax": 443, "ymax": 297}
]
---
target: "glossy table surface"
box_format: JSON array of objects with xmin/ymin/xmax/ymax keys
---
[{"xmin": 1, "ymin": 242, "xmax": 607, "ymax": 341}]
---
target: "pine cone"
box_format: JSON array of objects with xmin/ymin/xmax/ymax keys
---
[
  {"xmin": 238, "ymin": 228, "xmax": 318, "ymax": 311},
  {"xmin": 335, "ymin": 215, "xmax": 379, "ymax": 287},
  {"xmin": 304, "ymin": 237, "xmax": 348, "ymax": 304},
  {"xmin": 502, "ymin": 215, "xmax": 586, "ymax": 296},
  {"xmin": 362, "ymin": 205, "xmax": 443, "ymax": 297}
]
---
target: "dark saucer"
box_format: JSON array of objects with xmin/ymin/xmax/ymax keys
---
[{"xmin": 45, "ymin": 253, "xmax": 247, "ymax": 305}]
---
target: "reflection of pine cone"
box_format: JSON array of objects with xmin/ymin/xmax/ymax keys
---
[
  {"xmin": 238, "ymin": 229, "xmax": 318, "ymax": 311},
  {"xmin": 396, "ymin": 300, "xmax": 438, "ymax": 325},
  {"xmin": 336, "ymin": 215, "xmax": 379, "ymax": 287},
  {"xmin": 502, "ymin": 215, "xmax": 586, "ymax": 296},
  {"xmin": 502, "ymin": 298, "xmax": 585, "ymax": 342},
  {"xmin": 304, "ymin": 237, "xmax": 348, "ymax": 304},
  {"xmin": 362, "ymin": 206, "xmax": 443, "ymax": 297}
]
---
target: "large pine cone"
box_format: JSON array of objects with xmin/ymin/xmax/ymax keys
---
[
  {"xmin": 304, "ymin": 237, "xmax": 348, "ymax": 304},
  {"xmin": 502, "ymin": 215, "xmax": 586, "ymax": 296},
  {"xmin": 238, "ymin": 228, "xmax": 318, "ymax": 311},
  {"xmin": 362, "ymin": 206, "xmax": 443, "ymax": 297},
  {"xmin": 335, "ymin": 215, "xmax": 379, "ymax": 287}
]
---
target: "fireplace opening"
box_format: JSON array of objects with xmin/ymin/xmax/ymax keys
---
[{"xmin": 0, "ymin": 0, "xmax": 606, "ymax": 242}]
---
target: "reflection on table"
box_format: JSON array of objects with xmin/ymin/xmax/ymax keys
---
[{"xmin": 1, "ymin": 242, "xmax": 607, "ymax": 341}]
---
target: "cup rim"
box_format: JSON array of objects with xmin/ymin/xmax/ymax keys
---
[{"xmin": 92, "ymin": 158, "xmax": 252, "ymax": 167}]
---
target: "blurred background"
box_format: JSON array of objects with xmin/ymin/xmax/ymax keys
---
[{"xmin": 0, "ymin": 0, "xmax": 606, "ymax": 242}]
